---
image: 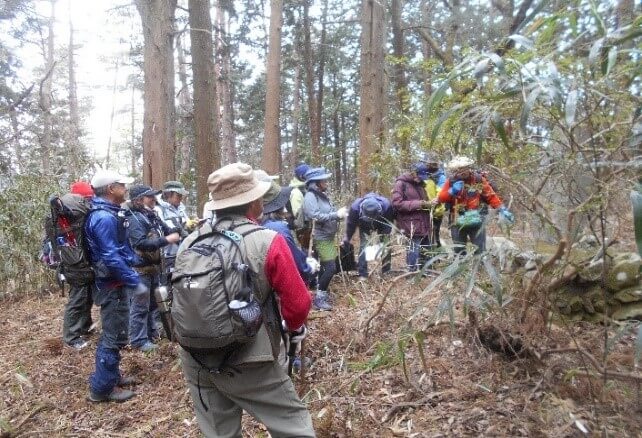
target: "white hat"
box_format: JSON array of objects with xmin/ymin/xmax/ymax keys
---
[
  {"xmin": 446, "ymin": 156, "xmax": 475, "ymax": 171},
  {"xmin": 91, "ymin": 168, "xmax": 135, "ymax": 188}
]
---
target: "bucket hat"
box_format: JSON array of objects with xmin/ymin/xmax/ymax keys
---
[{"xmin": 207, "ymin": 163, "xmax": 271, "ymax": 210}]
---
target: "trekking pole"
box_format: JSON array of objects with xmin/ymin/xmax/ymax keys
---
[{"xmin": 287, "ymin": 335, "xmax": 298, "ymax": 377}]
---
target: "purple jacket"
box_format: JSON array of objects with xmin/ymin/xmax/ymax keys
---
[{"xmin": 391, "ymin": 173, "xmax": 431, "ymax": 237}]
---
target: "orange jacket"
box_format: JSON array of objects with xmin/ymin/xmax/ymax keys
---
[{"xmin": 437, "ymin": 175, "xmax": 502, "ymax": 211}]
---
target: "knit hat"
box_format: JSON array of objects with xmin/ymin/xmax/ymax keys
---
[
  {"xmin": 413, "ymin": 162, "xmax": 429, "ymax": 181},
  {"xmin": 70, "ymin": 181, "xmax": 94, "ymax": 198},
  {"xmin": 129, "ymin": 185, "xmax": 161, "ymax": 200},
  {"xmin": 207, "ymin": 163, "xmax": 271, "ymax": 210}
]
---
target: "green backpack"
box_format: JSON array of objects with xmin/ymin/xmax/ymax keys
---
[{"xmin": 171, "ymin": 220, "xmax": 265, "ymax": 354}]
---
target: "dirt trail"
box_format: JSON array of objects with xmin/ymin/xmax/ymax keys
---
[{"xmin": 1, "ymin": 274, "xmax": 641, "ymax": 437}]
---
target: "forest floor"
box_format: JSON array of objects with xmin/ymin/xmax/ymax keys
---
[{"xmin": 1, "ymin": 249, "xmax": 642, "ymax": 437}]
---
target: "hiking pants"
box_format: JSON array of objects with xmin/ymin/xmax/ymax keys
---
[
  {"xmin": 451, "ymin": 224, "xmax": 486, "ymax": 254},
  {"xmin": 89, "ymin": 285, "xmax": 129, "ymax": 395},
  {"xmin": 127, "ymin": 274, "xmax": 159, "ymax": 347},
  {"xmin": 357, "ymin": 230, "xmax": 391, "ymax": 278},
  {"xmin": 62, "ymin": 282, "xmax": 93, "ymax": 345},
  {"xmin": 181, "ymin": 351, "xmax": 315, "ymax": 438},
  {"xmin": 406, "ymin": 236, "xmax": 433, "ymax": 271}
]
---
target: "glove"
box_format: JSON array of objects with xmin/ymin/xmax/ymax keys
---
[
  {"xmin": 306, "ymin": 257, "xmax": 320, "ymax": 274},
  {"xmin": 185, "ymin": 218, "xmax": 198, "ymax": 231},
  {"xmin": 289, "ymin": 325, "xmax": 307, "ymax": 344},
  {"xmin": 498, "ymin": 207, "xmax": 515, "ymax": 225},
  {"xmin": 448, "ymin": 180, "xmax": 464, "ymax": 196},
  {"xmin": 336, "ymin": 207, "xmax": 348, "ymax": 219}
]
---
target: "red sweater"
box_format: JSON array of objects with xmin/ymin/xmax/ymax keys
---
[{"xmin": 265, "ymin": 234, "xmax": 311, "ymax": 330}]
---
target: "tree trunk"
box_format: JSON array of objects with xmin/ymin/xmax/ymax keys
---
[
  {"xmin": 290, "ymin": 61, "xmax": 301, "ymax": 171},
  {"xmin": 189, "ymin": 0, "xmax": 219, "ymax": 211},
  {"xmin": 176, "ymin": 33, "xmax": 193, "ymax": 176},
  {"xmin": 10, "ymin": 108, "xmax": 21, "ymax": 175},
  {"xmin": 391, "ymin": 0, "xmax": 409, "ymax": 158},
  {"xmin": 106, "ymin": 59, "xmax": 120, "ymax": 168},
  {"xmin": 135, "ymin": 0, "xmax": 177, "ymax": 188},
  {"xmin": 130, "ymin": 82, "xmax": 137, "ymax": 176},
  {"xmin": 358, "ymin": 0, "xmax": 386, "ymax": 195},
  {"xmin": 261, "ymin": 0, "xmax": 283, "ymax": 175},
  {"xmin": 67, "ymin": 3, "xmax": 81, "ymax": 177},
  {"xmin": 39, "ymin": 0, "xmax": 56, "ymax": 175},
  {"xmin": 217, "ymin": 6, "xmax": 236, "ymax": 165},
  {"xmin": 302, "ymin": 0, "xmax": 320, "ymax": 164}
]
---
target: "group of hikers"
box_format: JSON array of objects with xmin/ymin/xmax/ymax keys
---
[{"xmin": 42, "ymin": 154, "xmax": 514, "ymax": 437}]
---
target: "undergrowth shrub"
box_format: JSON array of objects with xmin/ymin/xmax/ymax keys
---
[{"xmin": 0, "ymin": 175, "xmax": 64, "ymax": 298}]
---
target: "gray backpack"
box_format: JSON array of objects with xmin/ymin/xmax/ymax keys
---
[{"xmin": 171, "ymin": 220, "xmax": 265, "ymax": 354}]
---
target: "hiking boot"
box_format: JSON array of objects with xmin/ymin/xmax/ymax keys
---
[
  {"xmin": 66, "ymin": 338, "xmax": 89, "ymax": 351},
  {"xmin": 118, "ymin": 375, "xmax": 139, "ymax": 387},
  {"xmin": 136, "ymin": 341, "xmax": 158, "ymax": 353},
  {"xmin": 312, "ymin": 290, "xmax": 333, "ymax": 311},
  {"xmin": 88, "ymin": 387, "xmax": 136, "ymax": 403}
]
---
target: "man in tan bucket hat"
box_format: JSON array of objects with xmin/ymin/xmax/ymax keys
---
[{"xmin": 178, "ymin": 162, "xmax": 315, "ymax": 437}]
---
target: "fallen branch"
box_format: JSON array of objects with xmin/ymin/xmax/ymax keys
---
[
  {"xmin": 381, "ymin": 390, "xmax": 451, "ymax": 423},
  {"xmin": 541, "ymin": 348, "xmax": 642, "ymax": 383},
  {"xmin": 362, "ymin": 271, "xmax": 418, "ymax": 339}
]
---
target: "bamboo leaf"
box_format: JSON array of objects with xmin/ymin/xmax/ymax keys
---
[
  {"xmin": 520, "ymin": 87, "xmax": 541, "ymax": 133},
  {"xmin": 425, "ymin": 79, "xmax": 451, "ymax": 118},
  {"xmin": 588, "ymin": 0, "xmax": 607, "ymax": 37},
  {"xmin": 491, "ymin": 112, "xmax": 511, "ymax": 149},
  {"xmin": 588, "ymin": 37, "xmax": 604, "ymax": 69},
  {"xmin": 565, "ymin": 89, "xmax": 578, "ymax": 127},
  {"xmin": 604, "ymin": 46, "xmax": 617, "ymax": 76},
  {"xmin": 476, "ymin": 115, "xmax": 491, "ymax": 162},
  {"xmin": 430, "ymin": 104, "xmax": 463, "ymax": 146},
  {"xmin": 507, "ymin": 34, "xmax": 534, "ymax": 49}
]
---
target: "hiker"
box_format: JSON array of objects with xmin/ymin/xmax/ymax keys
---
[
  {"xmin": 202, "ymin": 192, "xmax": 216, "ymax": 221},
  {"xmin": 438, "ymin": 156, "xmax": 514, "ymax": 254},
  {"xmin": 178, "ymin": 162, "xmax": 315, "ymax": 437},
  {"xmin": 85, "ymin": 168, "xmax": 141, "ymax": 403},
  {"xmin": 303, "ymin": 167, "xmax": 348, "ymax": 311},
  {"xmin": 127, "ymin": 185, "xmax": 181, "ymax": 350},
  {"xmin": 261, "ymin": 182, "xmax": 320, "ymax": 286},
  {"xmin": 60, "ymin": 181, "xmax": 96, "ymax": 350},
  {"xmin": 288, "ymin": 162, "xmax": 311, "ymax": 248},
  {"xmin": 343, "ymin": 193, "xmax": 394, "ymax": 280},
  {"xmin": 421, "ymin": 155, "xmax": 447, "ymax": 248},
  {"xmin": 154, "ymin": 181, "xmax": 190, "ymax": 283},
  {"xmin": 392, "ymin": 163, "xmax": 434, "ymax": 271}
]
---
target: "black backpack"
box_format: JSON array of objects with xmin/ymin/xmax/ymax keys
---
[{"xmin": 48, "ymin": 194, "xmax": 95, "ymax": 285}]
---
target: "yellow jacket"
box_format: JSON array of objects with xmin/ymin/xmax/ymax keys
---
[{"xmin": 424, "ymin": 179, "xmax": 446, "ymax": 219}]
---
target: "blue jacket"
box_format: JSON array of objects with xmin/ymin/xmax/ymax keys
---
[
  {"xmin": 85, "ymin": 197, "xmax": 140, "ymax": 289},
  {"xmin": 262, "ymin": 218, "xmax": 311, "ymax": 280},
  {"xmin": 345, "ymin": 193, "xmax": 394, "ymax": 241}
]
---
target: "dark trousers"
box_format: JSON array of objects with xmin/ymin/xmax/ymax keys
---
[
  {"xmin": 89, "ymin": 286, "xmax": 129, "ymax": 395},
  {"xmin": 357, "ymin": 230, "xmax": 391, "ymax": 277},
  {"xmin": 432, "ymin": 217, "xmax": 443, "ymax": 247},
  {"xmin": 318, "ymin": 261, "xmax": 337, "ymax": 292},
  {"xmin": 406, "ymin": 236, "xmax": 434, "ymax": 271},
  {"xmin": 451, "ymin": 224, "xmax": 486, "ymax": 254},
  {"xmin": 62, "ymin": 283, "xmax": 94, "ymax": 344},
  {"xmin": 127, "ymin": 274, "xmax": 160, "ymax": 347}
]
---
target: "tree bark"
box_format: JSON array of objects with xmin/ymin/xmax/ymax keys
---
[
  {"xmin": 391, "ymin": 0, "xmax": 409, "ymax": 158},
  {"xmin": 39, "ymin": 0, "xmax": 56, "ymax": 175},
  {"xmin": 189, "ymin": 0, "xmax": 219, "ymax": 212},
  {"xmin": 302, "ymin": 0, "xmax": 320, "ymax": 164},
  {"xmin": 67, "ymin": 2, "xmax": 81, "ymax": 177},
  {"xmin": 261, "ymin": 0, "xmax": 283, "ymax": 175},
  {"xmin": 358, "ymin": 0, "xmax": 386, "ymax": 194},
  {"xmin": 216, "ymin": 5, "xmax": 237, "ymax": 165},
  {"xmin": 130, "ymin": 82, "xmax": 137, "ymax": 176},
  {"xmin": 290, "ymin": 61, "xmax": 301, "ymax": 171},
  {"xmin": 135, "ymin": 0, "xmax": 177, "ymax": 188},
  {"xmin": 106, "ymin": 59, "xmax": 119, "ymax": 168},
  {"xmin": 176, "ymin": 33, "xmax": 192, "ymax": 177}
]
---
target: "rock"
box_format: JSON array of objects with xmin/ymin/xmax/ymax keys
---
[
  {"xmin": 575, "ymin": 235, "xmax": 600, "ymax": 248},
  {"xmin": 577, "ymin": 259, "xmax": 603, "ymax": 283},
  {"xmin": 613, "ymin": 286, "xmax": 642, "ymax": 303},
  {"xmin": 488, "ymin": 237, "xmax": 520, "ymax": 272},
  {"xmin": 606, "ymin": 253, "xmax": 641, "ymax": 291},
  {"xmin": 515, "ymin": 251, "xmax": 543, "ymax": 270},
  {"xmin": 611, "ymin": 302, "xmax": 642, "ymax": 320}
]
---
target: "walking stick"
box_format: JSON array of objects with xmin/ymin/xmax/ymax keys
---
[{"xmin": 300, "ymin": 219, "xmax": 316, "ymax": 385}]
